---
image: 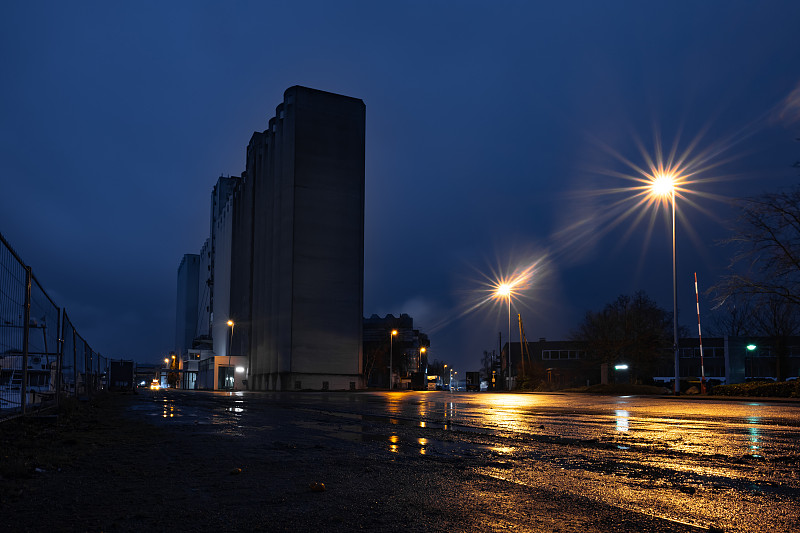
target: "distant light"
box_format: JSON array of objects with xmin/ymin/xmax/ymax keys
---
[
  {"xmin": 649, "ymin": 173, "xmax": 675, "ymax": 197},
  {"xmin": 227, "ymin": 320, "xmax": 234, "ymax": 327},
  {"xmin": 615, "ymin": 364, "xmax": 629, "ymax": 370},
  {"xmin": 235, "ymin": 366, "xmax": 245, "ymax": 373},
  {"xmin": 495, "ymin": 284, "xmax": 512, "ymax": 297},
  {"xmin": 391, "ymin": 329, "xmax": 398, "ymax": 336},
  {"xmin": 747, "ymin": 344, "xmax": 757, "ymax": 351}
]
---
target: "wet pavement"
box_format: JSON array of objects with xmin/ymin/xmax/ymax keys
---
[{"xmin": 130, "ymin": 390, "xmax": 800, "ymax": 532}]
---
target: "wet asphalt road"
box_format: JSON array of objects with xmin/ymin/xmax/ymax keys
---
[{"xmin": 132, "ymin": 390, "xmax": 800, "ymax": 532}]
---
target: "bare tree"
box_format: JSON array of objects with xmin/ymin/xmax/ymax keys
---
[
  {"xmin": 705, "ymin": 292, "xmax": 755, "ymax": 338},
  {"xmin": 712, "ymin": 180, "xmax": 800, "ymax": 380},
  {"xmin": 750, "ymin": 296, "xmax": 800, "ymax": 380},
  {"xmin": 714, "ymin": 190, "xmax": 800, "ymax": 307},
  {"xmin": 572, "ymin": 291, "xmax": 672, "ymax": 384}
]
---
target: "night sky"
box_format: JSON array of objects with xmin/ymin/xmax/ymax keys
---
[{"xmin": 2, "ymin": 2, "xmax": 799, "ymax": 372}]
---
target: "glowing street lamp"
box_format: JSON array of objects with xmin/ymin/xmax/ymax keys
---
[
  {"xmin": 419, "ymin": 346, "xmax": 427, "ymax": 373},
  {"xmin": 227, "ymin": 319, "xmax": 235, "ymax": 345},
  {"xmin": 648, "ymin": 172, "xmax": 680, "ymax": 394},
  {"xmin": 227, "ymin": 320, "xmax": 235, "ymax": 389},
  {"xmin": 494, "ymin": 283, "xmax": 513, "ymax": 390},
  {"xmin": 389, "ymin": 329, "xmax": 398, "ymax": 389}
]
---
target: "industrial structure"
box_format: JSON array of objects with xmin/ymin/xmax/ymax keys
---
[{"xmin": 175, "ymin": 86, "xmax": 365, "ymax": 391}]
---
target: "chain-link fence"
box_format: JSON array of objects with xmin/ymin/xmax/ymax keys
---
[{"xmin": 1, "ymin": 231, "xmax": 107, "ymax": 419}]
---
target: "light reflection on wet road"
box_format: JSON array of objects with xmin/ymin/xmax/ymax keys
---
[{"xmin": 134, "ymin": 390, "xmax": 800, "ymax": 532}]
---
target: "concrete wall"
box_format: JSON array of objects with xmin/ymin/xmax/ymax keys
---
[
  {"xmin": 246, "ymin": 86, "xmax": 365, "ymax": 390},
  {"xmin": 230, "ymin": 170, "xmax": 253, "ymax": 361},
  {"xmin": 175, "ymin": 254, "xmax": 200, "ymax": 356},
  {"xmin": 290, "ymin": 87, "xmax": 365, "ymax": 377},
  {"xmin": 197, "ymin": 238, "xmax": 211, "ymax": 338},
  {"xmin": 211, "ymin": 191, "xmax": 234, "ymax": 357}
]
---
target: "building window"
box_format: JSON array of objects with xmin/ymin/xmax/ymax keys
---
[
  {"xmin": 542, "ymin": 350, "xmax": 585, "ymax": 360},
  {"xmin": 322, "ymin": 381, "xmax": 329, "ymax": 390},
  {"xmin": 295, "ymin": 381, "xmax": 301, "ymax": 390}
]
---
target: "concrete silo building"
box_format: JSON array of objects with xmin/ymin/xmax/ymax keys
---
[{"xmin": 230, "ymin": 86, "xmax": 366, "ymax": 391}]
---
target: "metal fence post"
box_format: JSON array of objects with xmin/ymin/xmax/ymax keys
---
[
  {"xmin": 21, "ymin": 266, "xmax": 31, "ymax": 415},
  {"xmin": 57, "ymin": 308, "xmax": 63, "ymax": 410},
  {"xmin": 72, "ymin": 325, "xmax": 77, "ymax": 399}
]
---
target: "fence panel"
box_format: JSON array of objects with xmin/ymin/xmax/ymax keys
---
[
  {"xmin": 1, "ymin": 231, "xmax": 106, "ymax": 420},
  {"xmin": 1, "ymin": 234, "xmax": 59, "ymax": 416},
  {"xmin": 0, "ymin": 235, "xmax": 28, "ymax": 413}
]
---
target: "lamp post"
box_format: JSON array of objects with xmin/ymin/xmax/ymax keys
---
[
  {"xmin": 389, "ymin": 329, "xmax": 398, "ymax": 389},
  {"xmin": 227, "ymin": 320, "xmax": 234, "ymax": 389},
  {"xmin": 419, "ymin": 346, "xmax": 426, "ymax": 373},
  {"xmin": 495, "ymin": 284, "xmax": 512, "ymax": 390},
  {"xmin": 443, "ymin": 364, "xmax": 447, "ymax": 389},
  {"xmin": 650, "ymin": 174, "xmax": 680, "ymax": 394}
]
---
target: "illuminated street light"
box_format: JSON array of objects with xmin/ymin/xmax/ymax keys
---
[
  {"xmin": 227, "ymin": 320, "xmax": 235, "ymax": 389},
  {"xmin": 227, "ymin": 320, "xmax": 235, "ymax": 355},
  {"xmin": 648, "ymin": 171, "xmax": 680, "ymax": 394},
  {"xmin": 494, "ymin": 284, "xmax": 513, "ymax": 390},
  {"xmin": 419, "ymin": 346, "xmax": 427, "ymax": 373},
  {"xmin": 389, "ymin": 329, "xmax": 398, "ymax": 389}
]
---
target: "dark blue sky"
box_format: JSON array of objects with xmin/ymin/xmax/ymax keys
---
[{"xmin": 2, "ymin": 1, "xmax": 799, "ymax": 371}]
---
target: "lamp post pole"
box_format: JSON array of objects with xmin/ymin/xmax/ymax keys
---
[
  {"xmin": 671, "ymin": 190, "xmax": 679, "ymax": 394},
  {"xmin": 506, "ymin": 296, "xmax": 511, "ymax": 390},
  {"xmin": 227, "ymin": 320, "xmax": 234, "ymax": 389},
  {"xmin": 389, "ymin": 329, "xmax": 397, "ymax": 389}
]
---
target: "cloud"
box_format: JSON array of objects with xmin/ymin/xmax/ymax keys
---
[{"xmin": 775, "ymin": 82, "xmax": 800, "ymax": 125}]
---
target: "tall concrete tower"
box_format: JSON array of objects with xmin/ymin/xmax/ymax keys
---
[{"xmin": 231, "ymin": 86, "xmax": 365, "ymax": 391}]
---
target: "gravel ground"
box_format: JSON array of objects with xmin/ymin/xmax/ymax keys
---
[{"xmin": 0, "ymin": 391, "xmax": 709, "ymax": 532}]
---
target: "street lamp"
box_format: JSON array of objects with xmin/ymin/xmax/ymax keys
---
[
  {"xmin": 495, "ymin": 283, "xmax": 512, "ymax": 390},
  {"xmin": 226, "ymin": 319, "xmax": 235, "ymax": 355},
  {"xmin": 227, "ymin": 320, "xmax": 235, "ymax": 389},
  {"xmin": 389, "ymin": 329, "xmax": 398, "ymax": 389},
  {"xmin": 649, "ymin": 172, "xmax": 680, "ymax": 394},
  {"xmin": 419, "ymin": 346, "xmax": 426, "ymax": 373}
]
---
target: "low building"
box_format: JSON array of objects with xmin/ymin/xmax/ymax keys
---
[
  {"xmin": 197, "ymin": 355, "xmax": 248, "ymax": 391},
  {"xmin": 501, "ymin": 336, "xmax": 800, "ymax": 389},
  {"xmin": 363, "ymin": 314, "xmax": 430, "ymax": 389}
]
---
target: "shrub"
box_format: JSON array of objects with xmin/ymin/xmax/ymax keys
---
[{"xmin": 711, "ymin": 380, "xmax": 800, "ymax": 398}]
